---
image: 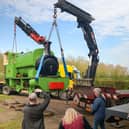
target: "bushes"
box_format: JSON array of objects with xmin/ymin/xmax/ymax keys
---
[{"xmin": 95, "ymin": 78, "xmax": 129, "ymax": 89}]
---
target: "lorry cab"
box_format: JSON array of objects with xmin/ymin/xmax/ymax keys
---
[{"xmin": 59, "ymin": 64, "xmax": 80, "ymax": 89}]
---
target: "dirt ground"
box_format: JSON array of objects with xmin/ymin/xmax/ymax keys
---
[{"xmin": 0, "ymin": 94, "xmax": 129, "ymax": 129}]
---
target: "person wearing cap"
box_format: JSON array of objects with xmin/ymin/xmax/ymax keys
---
[
  {"xmin": 22, "ymin": 92, "xmax": 50, "ymax": 129},
  {"xmin": 92, "ymin": 88, "xmax": 106, "ymax": 129}
]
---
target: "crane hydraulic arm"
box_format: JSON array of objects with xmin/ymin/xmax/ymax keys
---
[
  {"xmin": 14, "ymin": 16, "xmax": 51, "ymax": 55},
  {"xmin": 15, "ymin": 16, "xmax": 46, "ymax": 44},
  {"xmin": 55, "ymin": 0, "xmax": 99, "ymax": 85}
]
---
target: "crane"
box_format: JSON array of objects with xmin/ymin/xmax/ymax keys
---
[
  {"xmin": 14, "ymin": 16, "xmax": 51, "ymax": 55},
  {"xmin": 54, "ymin": 0, "xmax": 99, "ymax": 86}
]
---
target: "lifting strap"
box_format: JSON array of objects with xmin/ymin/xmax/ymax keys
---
[
  {"xmin": 47, "ymin": 7, "xmax": 69, "ymax": 77},
  {"xmin": 35, "ymin": 54, "xmax": 45, "ymax": 80},
  {"xmin": 35, "ymin": 7, "xmax": 69, "ymax": 80}
]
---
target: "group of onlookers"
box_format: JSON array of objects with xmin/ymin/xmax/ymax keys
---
[{"xmin": 22, "ymin": 87, "xmax": 106, "ymax": 129}]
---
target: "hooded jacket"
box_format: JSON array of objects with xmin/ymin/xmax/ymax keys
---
[{"xmin": 22, "ymin": 93, "xmax": 50, "ymax": 129}]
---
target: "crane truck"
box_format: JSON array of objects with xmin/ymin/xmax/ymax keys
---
[{"xmin": 54, "ymin": 0, "xmax": 129, "ymax": 111}]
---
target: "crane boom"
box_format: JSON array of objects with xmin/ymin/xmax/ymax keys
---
[
  {"xmin": 15, "ymin": 16, "xmax": 46, "ymax": 44},
  {"xmin": 55, "ymin": 0, "xmax": 99, "ymax": 85},
  {"xmin": 14, "ymin": 16, "xmax": 51, "ymax": 55}
]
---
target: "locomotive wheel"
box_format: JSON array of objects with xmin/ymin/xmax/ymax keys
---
[{"xmin": 2, "ymin": 86, "xmax": 11, "ymax": 95}]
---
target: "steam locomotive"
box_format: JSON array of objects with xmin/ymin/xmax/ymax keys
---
[{"xmin": 3, "ymin": 48, "xmax": 69, "ymax": 95}]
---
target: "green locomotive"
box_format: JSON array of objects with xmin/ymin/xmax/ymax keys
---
[
  {"xmin": 1, "ymin": 16, "xmax": 69, "ymax": 96},
  {"xmin": 3, "ymin": 48, "xmax": 69, "ymax": 95}
]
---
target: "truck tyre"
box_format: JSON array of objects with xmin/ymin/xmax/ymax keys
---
[{"xmin": 2, "ymin": 86, "xmax": 11, "ymax": 95}]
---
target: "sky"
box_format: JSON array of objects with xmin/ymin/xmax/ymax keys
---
[{"xmin": 0, "ymin": 0, "xmax": 129, "ymax": 70}]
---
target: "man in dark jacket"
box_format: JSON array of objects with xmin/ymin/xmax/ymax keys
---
[
  {"xmin": 92, "ymin": 88, "xmax": 106, "ymax": 129},
  {"xmin": 22, "ymin": 92, "xmax": 50, "ymax": 129}
]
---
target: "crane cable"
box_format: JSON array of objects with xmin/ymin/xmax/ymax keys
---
[
  {"xmin": 47, "ymin": 6, "xmax": 69, "ymax": 77},
  {"xmin": 11, "ymin": 22, "xmax": 18, "ymax": 64},
  {"xmin": 12, "ymin": 22, "xmax": 17, "ymax": 53}
]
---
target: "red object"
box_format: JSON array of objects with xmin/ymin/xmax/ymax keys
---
[
  {"xmin": 49, "ymin": 82, "xmax": 64, "ymax": 90},
  {"xmin": 30, "ymin": 33, "xmax": 45, "ymax": 44}
]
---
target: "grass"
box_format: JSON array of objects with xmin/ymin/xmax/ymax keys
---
[
  {"xmin": 0, "ymin": 107, "xmax": 5, "ymax": 112},
  {"xmin": 0, "ymin": 94, "xmax": 12, "ymax": 102},
  {"xmin": 0, "ymin": 94, "xmax": 22, "ymax": 129},
  {"xmin": 0, "ymin": 117, "xmax": 22, "ymax": 129}
]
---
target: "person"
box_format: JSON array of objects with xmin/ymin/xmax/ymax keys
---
[
  {"xmin": 91, "ymin": 88, "xmax": 106, "ymax": 129},
  {"xmin": 58, "ymin": 107, "xmax": 92, "ymax": 129},
  {"xmin": 22, "ymin": 92, "xmax": 50, "ymax": 129}
]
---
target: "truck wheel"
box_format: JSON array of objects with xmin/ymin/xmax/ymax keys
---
[{"xmin": 2, "ymin": 86, "xmax": 11, "ymax": 95}]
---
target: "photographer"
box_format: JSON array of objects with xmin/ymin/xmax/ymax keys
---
[{"xmin": 22, "ymin": 92, "xmax": 50, "ymax": 129}]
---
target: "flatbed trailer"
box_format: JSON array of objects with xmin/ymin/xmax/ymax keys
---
[{"xmin": 106, "ymin": 103, "xmax": 129, "ymax": 128}]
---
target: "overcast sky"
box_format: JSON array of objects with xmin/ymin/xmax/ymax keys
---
[{"xmin": 0, "ymin": 0, "xmax": 129, "ymax": 70}]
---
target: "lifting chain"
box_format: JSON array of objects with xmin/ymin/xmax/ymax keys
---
[
  {"xmin": 53, "ymin": 6, "xmax": 57, "ymax": 19},
  {"xmin": 47, "ymin": 6, "xmax": 57, "ymax": 41}
]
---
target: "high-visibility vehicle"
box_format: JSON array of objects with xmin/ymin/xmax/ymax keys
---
[{"xmin": 59, "ymin": 64, "xmax": 80, "ymax": 89}]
